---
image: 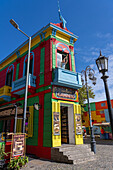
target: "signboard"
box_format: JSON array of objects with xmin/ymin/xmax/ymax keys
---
[
  {"xmin": 52, "ymin": 86, "xmax": 78, "ymax": 102},
  {"xmin": 75, "ymin": 114, "xmax": 82, "ymax": 135},
  {"xmin": 11, "ymin": 134, "xmax": 25, "ymax": 158},
  {"xmin": 53, "ymin": 112, "xmax": 60, "ymax": 135}
]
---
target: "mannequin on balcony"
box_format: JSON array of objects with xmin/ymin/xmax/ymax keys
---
[{"xmin": 61, "ymin": 55, "xmax": 68, "ymax": 69}]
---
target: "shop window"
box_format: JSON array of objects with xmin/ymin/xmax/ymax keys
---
[
  {"xmin": 57, "ymin": 51, "xmax": 70, "ymax": 70},
  {"xmin": 6, "ymin": 64, "xmax": 14, "ymax": 87},
  {"xmin": 101, "ymin": 103, "xmax": 106, "ymax": 107}
]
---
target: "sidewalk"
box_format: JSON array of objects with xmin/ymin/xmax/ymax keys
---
[{"xmin": 22, "ymin": 137, "xmax": 113, "ymax": 170}]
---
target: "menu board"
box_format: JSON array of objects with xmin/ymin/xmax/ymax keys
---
[
  {"xmin": 11, "ymin": 134, "xmax": 25, "ymax": 158},
  {"xmin": 75, "ymin": 114, "xmax": 82, "ymax": 135},
  {"xmin": 53, "ymin": 112, "xmax": 60, "ymax": 135}
]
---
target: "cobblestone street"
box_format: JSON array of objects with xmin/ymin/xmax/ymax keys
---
[{"xmin": 22, "ymin": 137, "xmax": 113, "ymax": 170}]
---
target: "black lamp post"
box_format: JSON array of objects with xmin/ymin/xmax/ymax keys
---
[
  {"xmin": 96, "ymin": 51, "xmax": 113, "ymax": 137},
  {"xmin": 81, "ymin": 66, "xmax": 96, "ymax": 154}
]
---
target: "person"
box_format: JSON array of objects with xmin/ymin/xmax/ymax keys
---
[
  {"xmin": 84, "ymin": 129, "xmax": 87, "ymax": 138},
  {"xmin": 101, "ymin": 128, "xmax": 105, "ymax": 134},
  {"xmin": 61, "ymin": 55, "xmax": 68, "ymax": 69}
]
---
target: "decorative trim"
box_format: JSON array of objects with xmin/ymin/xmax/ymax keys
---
[
  {"xmin": 52, "ymin": 28, "xmax": 57, "ymax": 37},
  {"xmin": 39, "ymin": 34, "xmax": 42, "ymax": 41},
  {"xmin": 5, "ymin": 64, "xmax": 14, "ymax": 86},
  {"xmin": 56, "ymin": 42, "xmax": 70, "ymax": 54},
  {"xmin": 70, "ymin": 37, "xmax": 74, "ymax": 44},
  {"xmin": 42, "ymin": 32, "xmax": 46, "ymax": 39},
  {"xmin": 16, "ymin": 51, "xmax": 20, "ymax": 57}
]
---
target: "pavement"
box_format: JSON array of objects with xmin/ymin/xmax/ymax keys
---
[{"xmin": 22, "ymin": 136, "xmax": 113, "ymax": 170}]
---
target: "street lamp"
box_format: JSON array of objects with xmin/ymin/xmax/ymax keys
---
[
  {"xmin": 96, "ymin": 51, "xmax": 113, "ymax": 136},
  {"xmin": 10, "ymin": 19, "xmax": 31, "ymax": 133},
  {"xmin": 81, "ymin": 66, "xmax": 96, "ymax": 154}
]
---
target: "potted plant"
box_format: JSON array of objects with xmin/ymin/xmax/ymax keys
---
[
  {"xmin": 0, "ymin": 143, "xmax": 8, "ymax": 169},
  {"xmin": 7, "ymin": 156, "xmax": 28, "ymax": 170}
]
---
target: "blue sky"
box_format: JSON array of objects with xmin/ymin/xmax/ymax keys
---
[{"xmin": 0, "ymin": 0, "xmax": 113, "ymax": 102}]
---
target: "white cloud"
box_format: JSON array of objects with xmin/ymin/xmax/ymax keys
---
[{"xmin": 96, "ymin": 32, "xmax": 112, "ymax": 39}]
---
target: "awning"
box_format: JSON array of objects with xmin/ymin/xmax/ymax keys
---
[
  {"xmin": 93, "ymin": 122, "xmax": 110, "ymax": 127},
  {"xmin": 0, "ymin": 105, "xmax": 30, "ymax": 120}
]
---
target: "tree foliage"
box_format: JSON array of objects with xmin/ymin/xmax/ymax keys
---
[{"xmin": 78, "ymin": 85, "xmax": 95, "ymax": 115}]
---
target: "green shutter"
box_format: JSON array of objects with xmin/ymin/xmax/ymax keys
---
[
  {"xmin": 26, "ymin": 96, "xmax": 39, "ymax": 146},
  {"xmin": 71, "ymin": 51, "xmax": 75, "ymax": 72},
  {"xmin": 52, "ymin": 43, "xmax": 56, "ymax": 69},
  {"xmin": 39, "ymin": 47, "xmax": 45, "ymax": 85},
  {"xmin": 43, "ymin": 92, "xmax": 52, "ymax": 147},
  {"xmin": 15, "ymin": 63, "xmax": 20, "ymax": 80}
]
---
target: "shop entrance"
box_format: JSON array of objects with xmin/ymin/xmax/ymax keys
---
[{"xmin": 60, "ymin": 103, "xmax": 75, "ymax": 144}]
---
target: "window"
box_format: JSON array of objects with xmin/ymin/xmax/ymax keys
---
[
  {"xmin": 6, "ymin": 70, "xmax": 13, "ymax": 87},
  {"xmin": 57, "ymin": 51, "xmax": 70, "ymax": 70},
  {"xmin": 23, "ymin": 52, "xmax": 34, "ymax": 76},
  {"xmin": 101, "ymin": 103, "xmax": 106, "ymax": 107},
  {"xmin": 6, "ymin": 64, "xmax": 14, "ymax": 87},
  {"xmin": 25, "ymin": 58, "xmax": 33, "ymax": 76}
]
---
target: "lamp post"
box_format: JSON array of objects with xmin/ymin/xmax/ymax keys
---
[
  {"xmin": 10, "ymin": 19, "xmax": 31, "ymax": 133},
  {"xmin": 96, "ymin": 51, "xmax": 113, "ymax": 136},
  {"xmin": 81, "ymin": 66, "xmax": 96, "ymax": 154}
]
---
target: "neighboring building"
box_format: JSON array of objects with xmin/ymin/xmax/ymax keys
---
[
  {"xmin": 82, "ymin": 100, "xmax": 113, "ymax": 134},
  {"xmin": 0, "ymin": 21, "xmax": 83, "ymax": 159}
]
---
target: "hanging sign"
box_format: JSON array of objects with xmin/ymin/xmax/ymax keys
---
[
  {"xmin": 52, "ymin": 86, "xmax": 78, "ymax": 102},
  {"xmin": 11, "ymin": 133, "xmax": 26, "ymax": 158}
]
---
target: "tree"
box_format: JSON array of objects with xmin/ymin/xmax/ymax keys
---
[{"xmin": 78, "ymin": 85, "xmax": 95, "ymax": 115}]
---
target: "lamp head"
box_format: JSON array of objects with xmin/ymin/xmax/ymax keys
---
[
  {"xmin": 92, "ymin": 76, "xmax": 96, "ymax": 85},
  {"xmin": 96, "ymin": 51, "xmax": 108, "ymax": 74},
  {"xmin": 33, "ymin": 103, "xmax": 41, "ymax": 110},
  {"xmin": 10, "ymin": 19, "xmax": 19, "ymax": 29}
]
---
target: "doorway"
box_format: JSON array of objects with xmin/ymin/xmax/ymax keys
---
[{"xmin": 60, "ymin": 103, "xmax": 75, "ymax": 144}]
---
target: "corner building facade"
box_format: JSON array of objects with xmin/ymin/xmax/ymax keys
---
[{"xmin": 0, "ymin": 22, "xmax": 83, "ymax": 159}]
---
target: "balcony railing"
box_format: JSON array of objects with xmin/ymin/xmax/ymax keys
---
[
  {"xmin": 11, "ymin": 74, "xmax": 36, "ymax": 95},
  {"xmin": 0, "ymin": 85, "xmax": 12, "ymax": 102},
  {"xmin": 52, "ymin": 67, "xmax": 82, "ymax": 89}
]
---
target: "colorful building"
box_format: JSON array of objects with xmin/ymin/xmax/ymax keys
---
[
  {"xmin": 0, "ymin": 19, "xmax": 83, "ymax": 159},
  {"xmin": 82, "ymin": 100, "xmax": 113, "ymax": 134}
]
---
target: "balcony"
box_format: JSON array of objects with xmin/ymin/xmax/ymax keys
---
[
  {"xmin": 11, "ymin": 74, "xmax": 36, "ymax": 95},
  {"xmin": 52, "ymin": 67, "xmax": 82, "ymax": 89},
  {"xmin": 0, "ymin": 85, "xmax": 12, "ymax": 102}
]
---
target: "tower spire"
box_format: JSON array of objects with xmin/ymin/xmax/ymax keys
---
[{"xmin": 57, "ymin": 0, "xmax": 67, "ymax": 29}]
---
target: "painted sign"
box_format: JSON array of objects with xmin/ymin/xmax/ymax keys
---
[
  {"xmin": 53, "ymin": 112, "xmax": 60, "ymax": 135},
  {"xmin": 11, "ymin": 134, "xmax": 25, "ymax": 158},
  {"xmin": 75, "ymin": 114, "xmax": 82, "ymax": 135},
  {"xmin": 52, "ymin": 86, "xmax": 78, "ymax": 102}
]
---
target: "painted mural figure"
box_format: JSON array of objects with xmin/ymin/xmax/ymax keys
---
[{"xmin": 61, "ymin": 55, "xmax": 68, "ymax": 69}]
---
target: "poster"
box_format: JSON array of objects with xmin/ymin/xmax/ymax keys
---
[
  {"xmin": 53, "ymin": 112, "xmax": 60, "ymax": 135},
  {"xmin": 11, "ymin": 134, "xmax": 25, "ymax": 158},
  {"xmin": 75, "ymin": 114, "xmax": 82, "ymax": 135}
]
